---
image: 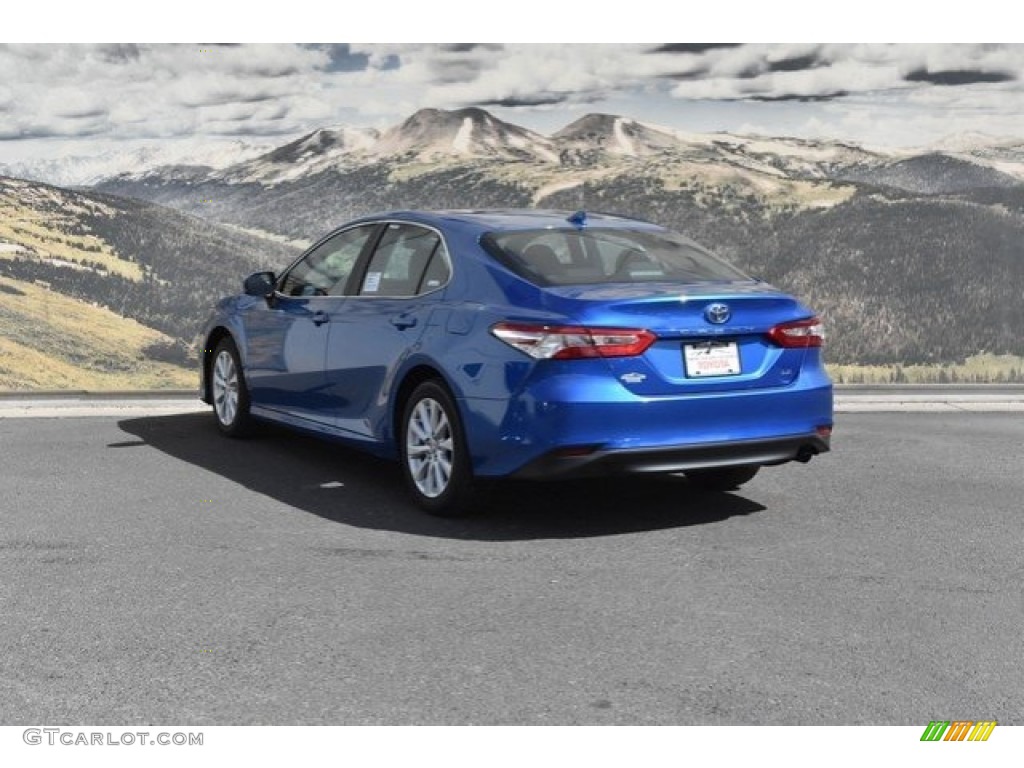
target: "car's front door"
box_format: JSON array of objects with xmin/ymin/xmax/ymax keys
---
[
  {"xmin": 243, "ymin": 224, "xmax": 376, "ymax": 425},
  {"xmin": 324, "ymin": 222, "xmax": 452, "ymax": 442}
]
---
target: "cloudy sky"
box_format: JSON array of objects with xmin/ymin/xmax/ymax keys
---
[{"xmin": 2, "ymin": 43, "xmax": 1024, "ymax": 161}]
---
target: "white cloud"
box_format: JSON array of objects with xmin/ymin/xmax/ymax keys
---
[
  {"xmin": 0, "ymin": 44, "xmax": 332, "ymax": 142},
  {"xmin": 1, "ymin": 43, "xmax": 1023, "ymax": 157}
]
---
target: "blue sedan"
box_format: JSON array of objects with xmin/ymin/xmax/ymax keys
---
[{"xmin": 199, "ymin": 209, "xmax": 832, "ymax": 515}]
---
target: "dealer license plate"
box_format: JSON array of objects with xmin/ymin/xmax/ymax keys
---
[{"xmin": 683, "ymin": 341, "xmax": 741, "ymax": 377}]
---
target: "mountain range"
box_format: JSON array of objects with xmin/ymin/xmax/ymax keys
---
[
  {"xmin": 10, "ymin": 107, "xmax": 1024, "ymax": 190},
  {"xmin": 2, "ymin": 106, "xmax": 1023, "ymax": 386},
  {"xmin": 91, "ymin": 107, "xmax": 1024, "ymax": 236}
]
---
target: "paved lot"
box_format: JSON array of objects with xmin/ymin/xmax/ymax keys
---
[
  {"xmin": 1, "ymin": 411, "xmax": 1021, "ymax": 724},
  {"xmin": 2, "ymin": 385, "xmax": 1024, "ymax": 416}
]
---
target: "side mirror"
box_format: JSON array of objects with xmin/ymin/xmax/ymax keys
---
[{"xmin": 243, "ymin": 271, "xmax": 275, "ymax": 297}]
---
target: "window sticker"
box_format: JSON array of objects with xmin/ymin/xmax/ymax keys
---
[{"xmin": 363, "ymin": 271, "xmax": 382, "ymax": 293}]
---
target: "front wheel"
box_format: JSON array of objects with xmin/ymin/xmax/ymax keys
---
[
  {"xmin": 400, "ymin": 381, "xmax": 477, "ymax": 516},
  {"xmin": 685, "ymin": 465, "xmax": 759, "ymax": 492},
  {"xmin": 210, "ymin": 338, "xmax": 253, "ymax": 437}
]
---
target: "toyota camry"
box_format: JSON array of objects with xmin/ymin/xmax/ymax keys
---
[{"xmin": 199, "ymin": 209, "xmax": 832, "ymax": 515}]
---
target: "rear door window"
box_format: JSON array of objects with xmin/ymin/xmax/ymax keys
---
[{"xmin": 358, "ymin": 223, "xmax": 449, "ymax": 297}]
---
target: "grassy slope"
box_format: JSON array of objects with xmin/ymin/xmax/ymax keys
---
[
  {"xmin": 0, "ymin": 181, "xmax": 143, "ymax": 280},
  {"xmin": 0, "ymin": 178, "xmax": 190, "ymax": 388},
  {"xmin": 828, "ymin": 354, "xmax": 1024, "ymax": 384},
  {"xmin": 0, "ymin": 175, "xmax": 303, "ymax": 390},
  {"xmin": 0, "ymin": 276, "xmax": 191, "ymax": 390}
]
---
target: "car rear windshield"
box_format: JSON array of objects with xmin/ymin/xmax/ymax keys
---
[{"xmin": 481, "ymin": 228, "xmax": 750, "ymax": 286}]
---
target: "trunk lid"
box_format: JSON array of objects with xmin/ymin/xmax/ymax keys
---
[{"xmin": 542, "ymin": 281, "xmax": 816, "ymax": 395}]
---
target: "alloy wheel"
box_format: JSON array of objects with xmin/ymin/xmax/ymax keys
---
[
  {"xmin": 212, "ymin": 349, "xmax": 239, "ymax": 426},
  {"xmin": 405, "ymin": 397, "xmax": 454, "ymax": 498}
]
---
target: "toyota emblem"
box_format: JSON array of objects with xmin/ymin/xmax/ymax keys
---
[{"xmin": 705, "ymin": 303, "xmax": 731, "ymax": 324}]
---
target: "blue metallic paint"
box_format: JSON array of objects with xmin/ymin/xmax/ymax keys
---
[{"xmin": 200, "ymin": 210, "xmax": 832, "ymax": 479}]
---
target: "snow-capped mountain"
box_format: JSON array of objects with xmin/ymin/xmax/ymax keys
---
[
  {"xmin": 12, "ymin": 107, "xmax": 1024, "ymax": 192},
  {"xmin": 551, "ymin": 113, "xmax": 887, "ymax": 180},
  {"xmin": 201, "ymin": 108, "xmax": 559, "ymax": 185},
  {"xmin": 369, "ymin": 107, "xmax": 558, "ymax": 163},
  {"xmin": 554, "ymin": 114, "xmax": 682, "ymax": 157},
  {"xmin": 214, "ymin": 127, "xmax": 379, "ymax": 184},
  {"xmin": 0, "ymin": 139, "xmax": 272, "ymax": 187},
  {"xmin": 93, "ymin": 108, "xmax": 893, "ymax": 190},
  {"xmin": 91, "ymin": 106, "xmax": 1024, "ymax": 237}
]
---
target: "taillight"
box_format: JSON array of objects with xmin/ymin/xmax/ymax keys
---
[
  {"xmin": 491, "ymin": 322, "xmax": 656, "ymax": 360},
  {"xmin": 767, "ymin": 317, "xmax": 825, "ymax": 348}
]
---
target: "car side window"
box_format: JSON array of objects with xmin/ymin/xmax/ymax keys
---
[
  {"xmin": 359, "ymin": 223, "xmax": 448, "ymax": 297},
  {"xmin": 279, "ymin": 225, "xmax": 375, "ymax": 297},
  {"xmin": 418, "ymin": 241, "xmax": 451, "ymax": 293}
]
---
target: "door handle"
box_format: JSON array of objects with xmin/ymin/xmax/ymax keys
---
[
  {"xmin": 312, "ymin": 311, "xmax": 329, "ymax": 326},
  {"xmin": 390, "ymin": 314, "xmax": 418, "ymax": 330}
]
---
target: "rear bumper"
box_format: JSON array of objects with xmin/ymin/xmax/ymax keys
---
[
  {"xmin": 461, "ymin": 373, "xmax": 833, "ymax": 476},
  {"xmin": 512, "ymin": 432, "xmax": 830, "ymax": 479}
]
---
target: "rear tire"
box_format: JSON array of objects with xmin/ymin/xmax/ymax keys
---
[
  {"xmin": 400, "ymin": 380, "xmax": 477, "ymax": 517},
  {"xmin": 210, "ymin": 338, "xmax": 253, "ymax": 437},
  {"xmin": 685, "ymin": 465, "xmax": 759, "ymax": 492}
]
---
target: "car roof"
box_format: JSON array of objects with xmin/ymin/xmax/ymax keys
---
[{"xmin": 350, "ymin": 209, "xmax": 665, "ymax": 235}]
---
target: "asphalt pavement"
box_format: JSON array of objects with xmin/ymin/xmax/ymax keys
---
[
  {"xmin": 2, "ymin": 385, "xmax": 1023, "ymax": 417},
  {"xmin": 0, "ymin": 405, "xmax": 1021, "ymax": 724}
]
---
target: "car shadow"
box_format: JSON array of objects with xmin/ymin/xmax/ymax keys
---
[{"xmin": 116, "ymin": 412, "xmax": 767, "ymax": 542}]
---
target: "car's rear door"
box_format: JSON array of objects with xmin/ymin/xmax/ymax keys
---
[{"xmin": 323, "ymin": 222, "xmax": 452, "ymax": 442}]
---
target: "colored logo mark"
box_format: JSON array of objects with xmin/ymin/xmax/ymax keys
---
[{"xmin": 920, "ymin": 721, "xmax": 996, "ymax": 742}]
